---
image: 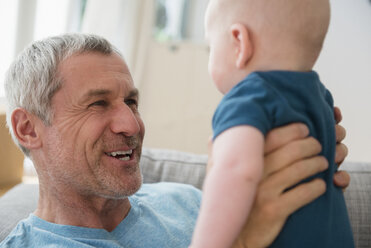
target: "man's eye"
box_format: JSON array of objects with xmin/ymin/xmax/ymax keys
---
[
  {"xmin": 125, "ymin": 99, "xmax": 139, "ymax": 110},
  {"xmin": 125, "ymin": 99, "xmax": 138, "ymax": 106},
  {"xmin": 88, "ymin": 100, "xmax": 108, "ymax": 108}
]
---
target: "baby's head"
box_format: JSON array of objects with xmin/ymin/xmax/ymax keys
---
[{"xmin": 205, "ymin": 0, "xmax": 330, "ymax": 94}]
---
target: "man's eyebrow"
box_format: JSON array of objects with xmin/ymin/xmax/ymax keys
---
[
  {"xmin": 81, "ymin": 89, "xmax": 112, "ymax": 102},
  {"xmin": 80, "ymin": 88, "xmax": 139, "ymax": 103},
  {"xmin": 127, "ymin": 88, "xmax": 139, "ymax": 99}
]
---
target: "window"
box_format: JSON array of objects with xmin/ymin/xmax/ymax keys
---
[
  {"xmin": 0, "ymin": 1, "xmax": 18, "ymax": 98},
  {"xmin": 153, "ymin": 0, "xmax": 208, "ymax": 43},
  {"xmin": 0, "ymin": 0, "xmax": 86, "ymax": 99},
  {"xmin": 34, "ymin": 0, "xmax": 86, "ymax": 40}
]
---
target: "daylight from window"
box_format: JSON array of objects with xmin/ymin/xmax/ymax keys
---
[
  {"xmin": 0, "ymin": 1, "xmax": 18, "ymax": 98},
  {"xmin": 0, "ymin": 0, "xmax": 83, "ymax": 99}
]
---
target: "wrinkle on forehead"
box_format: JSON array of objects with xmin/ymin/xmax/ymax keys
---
[
  {"xmin": 58, "ymin": 52, "xmax": 132, "ymax": 81},
  {"xmin": 57, "ymin": 52, "xmax": 135, "ymax": 97}
]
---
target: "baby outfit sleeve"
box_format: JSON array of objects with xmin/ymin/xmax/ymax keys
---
[{"xmin": 212, "ymin": 76, "xmax": 280, "ymax": 139}]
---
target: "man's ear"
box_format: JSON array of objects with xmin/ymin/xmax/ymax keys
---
[
  {"xmin": 11, "ymin": 108, "xmax": 43, "ymax": 150},
  {"xmin": 230, "ymin": 23, "xmax": 253, "ymax": 69}
]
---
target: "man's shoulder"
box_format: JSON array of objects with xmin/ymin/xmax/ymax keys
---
[
  {"xmin": 131, "ymin": 182, "xmax": 201, "ymax": 220},
  {"xmin": 0, "ymin": 217, "xmax": 32, "ymax": 247},
  {"xmin": 119, "ymin": 183, "xmax": 201, "ymax": 247},
  {"xmin": 134, "ymin": 182, "xmax": 202, "ymax": 205},
  {"xmin": 140, "ymin": 182, "xmax": 201, "ymax": 194}
]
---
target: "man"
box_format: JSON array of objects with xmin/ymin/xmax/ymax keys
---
[{"xmin": 1, "ymin": 34, "xmax": 349, "ymax": 247}]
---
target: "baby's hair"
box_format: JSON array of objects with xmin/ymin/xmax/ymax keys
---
[{"xmin": 210, "ymin": 0, "xmax": 330, "ymax": 59}]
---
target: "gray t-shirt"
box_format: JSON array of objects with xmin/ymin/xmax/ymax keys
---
[{"xmin": 0, "ymin": 182, "xmax": 201, "ymax": 248}]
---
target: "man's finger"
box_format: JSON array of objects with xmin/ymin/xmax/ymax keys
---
[
  {"xmin": 334, "ymin": 106, "xmax": 342, "ymax": 124},
  {"xmin": 335, "ymin": 143, "xmax": 348, "ymax": 165},
  {"xmin": 333, "ymin": 171, "xmax": 350, "ymax": 189},
  {"xmin": 335, "ymin": 124, "xmax": 346, "ymax": 143},
  {"xmin": 264, "ymin": 123, "xmax": 309, "ymax": 154},
  {"xmin": 262, "ymin": 156, "xmax": 328, "ymax": 193},
  {"xmin": 264, "ymin": 137, "xmax": 322, "ymax": 178},
  {"xmin": 278, "ymin": 179, "xmax": 326, "ymax": 216}
]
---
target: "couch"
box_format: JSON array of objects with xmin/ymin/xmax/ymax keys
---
[{"xmin": 0, "ymin": 148, "xmax": 370, "ymax": 247}]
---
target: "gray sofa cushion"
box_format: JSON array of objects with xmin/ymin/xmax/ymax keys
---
[
  {"xmin": 0, "ymin": 183, "xmax": 39, "ymax": 241},
  {"xmin": 341, "ymin": 162, "xmax": 371, "ymax": 248},
  {"xmin": 140, "ymin": 148, "xmax": 207, "ymax": 188},
  {"xmin": 0, "ymin": 148, "xmax": 370, "ymax": 247}
]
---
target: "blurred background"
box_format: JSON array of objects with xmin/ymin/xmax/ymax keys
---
[{"xmin": 0, "ymin": 0, "xmax": 370, "ymax": 188}]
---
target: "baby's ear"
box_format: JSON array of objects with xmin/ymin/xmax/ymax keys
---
[
  {"xmin": 11, "ymin": 108, "xmax": 43, "ymax": 150},
  {"xmin": 230, "ymin": 23, "xmax": 253, "ymax": 69}
]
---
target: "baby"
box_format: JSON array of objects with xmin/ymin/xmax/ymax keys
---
[{"xmin": 191, "ymin": 0, "xmax": 354, "ymax": 247}]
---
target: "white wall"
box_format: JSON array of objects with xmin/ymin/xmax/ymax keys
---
[
  {"xmin": 314, "ymin": 0, "xmax": 371, "ymax": 162},
  {"xmin": 139, "ymin": 0, "xmax": 371, "ymax": 163},
  {"xmin": 139, "ymin": 42, "xmax": 220, "ymax": 154}
]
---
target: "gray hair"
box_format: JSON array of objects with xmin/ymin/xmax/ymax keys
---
[{"xmin": 5, "ymin": 33, "xmax": 121, "ymax": 156}]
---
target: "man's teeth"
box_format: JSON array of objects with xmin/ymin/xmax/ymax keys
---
[
  {"xmin": 109, "ymin": 150, "xmax": 133, "ymax": 156},
  {"xmin": 106, "ymin": 150, "xmax": 133, "ymax": 161},
  {"xmin": 118, "ymin": 157, "xmax": 130, "ymax": 161}
]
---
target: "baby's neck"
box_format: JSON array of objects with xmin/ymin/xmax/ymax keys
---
[
  {"xmin": 224, "ymin": 45, "xmax": 320, "ymax": 94},
  {"xmin": 250, "ymin": 47, "xmax": 317, "ymax": 73}
]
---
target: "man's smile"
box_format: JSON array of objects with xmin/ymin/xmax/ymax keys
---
[{"xmin": 105, "ymin": 149, "xmax": 133, "ymax": 161}]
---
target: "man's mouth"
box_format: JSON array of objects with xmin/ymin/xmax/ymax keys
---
[{"xmin": 105, "ymin": 149, "xmax": 133, "ymax": 161}]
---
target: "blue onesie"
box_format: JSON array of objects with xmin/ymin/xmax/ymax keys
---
[
  {"xmin": 212, "ymin": 71, "xmax": 354, "ymax": 248},
  {"xmin": 0, "ymin": 182, "xmax": 201, "ymax": 248}
]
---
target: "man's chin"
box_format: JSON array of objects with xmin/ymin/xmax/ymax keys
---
[{"xmin": 99, "ymin": 173, "xmax": 143, "ymax": 199}]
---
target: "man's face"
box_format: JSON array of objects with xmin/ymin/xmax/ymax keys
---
[{"xmin": 40, "ymin": 52, "xmax": 145, "ymax": 199}]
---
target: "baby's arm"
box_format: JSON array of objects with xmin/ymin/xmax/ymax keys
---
[{"xmin": 191, "ymin": 125, "xmax": 264, "ymax": 248}]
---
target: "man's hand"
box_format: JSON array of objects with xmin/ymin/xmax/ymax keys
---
[
  {"xmin": 232, "ymin": 114, "xmax": 350, "ymax": 247},
  {"xmin": 333, "ymin": 107, "xmax": 350, "ymax": 188},
  {"xmin": 233, "ymin": 124, "xmax": 328, "ymax": 248}
]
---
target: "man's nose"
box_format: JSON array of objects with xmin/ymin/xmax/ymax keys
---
[{"xmin": 110, "ymin": 103, "xmax": 140, "ymax": 136}]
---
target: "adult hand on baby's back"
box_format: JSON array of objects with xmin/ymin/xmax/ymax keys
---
[
  {"xmin": 333, "ymin": 106, "xmax": 350, "ymax": 189},
  {"xmin": 232, "ymin": 116, "xmax": 350, "ymax": 248},
  {"xmin": 233, "ymin": 123, "xmax": 327, "ymax": 248}
]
